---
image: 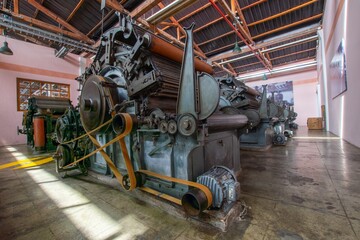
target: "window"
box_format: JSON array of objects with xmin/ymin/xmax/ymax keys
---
[{"xmin": 17, "ymin": 78, "xmax": 70, "ymax": 111}]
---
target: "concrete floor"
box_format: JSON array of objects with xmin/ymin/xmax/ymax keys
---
[{"xmin": 0, "ymin": 127, "xmax": 359, "ymax": 239}]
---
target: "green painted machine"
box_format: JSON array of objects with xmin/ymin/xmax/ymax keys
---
[{"xmin": 18, "ymin": 96, "xmax": 72, "ymax": 153}]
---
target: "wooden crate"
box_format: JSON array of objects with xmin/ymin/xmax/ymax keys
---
[{"xmin": 307, "ymin": 117, "xmax": 323, "ymax": 130}]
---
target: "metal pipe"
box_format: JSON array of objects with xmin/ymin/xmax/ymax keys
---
[
  {"xmin": 146, "ymin": 0, "xmax": 196, "ymax": 24},
  {"xmin": 237, "ymin": 60, "xmax": 317, "ymax": 81},
  {"xmin": 112, "ymin": 113, "xmax": 137, "ymax": 135},
  {"xmin": 245, "ymin": 86, "xmax": 260, "ymax": 96},
  {"xmin": 182, "ymin": 188, "xmax": 209, "ymax": 216},
  {"xmin": 208, "ymin": 0, "xmax": 271, "ymax": 71},
  {"xmin": 207, "ymin": 114, "xmax": 248, "ymax": 132},
  {"xmin": 219, "ymin": 35, "xmax": 318, "ymax": 65},
  {"xmin": 146, "ymin": 33, "xmax": 213, "ymax": 74},
  {"xmin": 209, "ymin": 24, "xmax": 319, "ymax": 62}
]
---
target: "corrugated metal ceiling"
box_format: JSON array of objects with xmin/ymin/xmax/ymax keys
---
[{"xmin": 0, "ymin": 0, "xmax": 324, "ymax": 76}]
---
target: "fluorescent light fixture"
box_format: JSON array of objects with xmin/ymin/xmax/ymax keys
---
[
  {"xmin": 236, "ymin": 60, "xmax": 317, "ymax": 81},
  {"xmin": 220, "ymin": 35, "xmax": 318, "ymax": 65},
  {"xmin": 55, "ymin": 46, "xmax": 69, "ymax": 58}
]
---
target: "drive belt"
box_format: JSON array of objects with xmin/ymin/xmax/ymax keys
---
[
  {"xmin": 60, "ymin": 118, "xmax": 113, "ymax": 144},
  {"xmin": 64, "ymin": 113, "xmax": 137, "ymax": 191},
  {"xmin": 62, "ymin": 116, "xmax": 213, "ymax": 207},
  {"xmin": 139, "ymin": 170, "xmax": 213, "ymax": 208}
]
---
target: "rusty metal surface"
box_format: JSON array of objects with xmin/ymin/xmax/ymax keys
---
[{"xmin": 149, "ymin": 32, "xmax": 213, "ymax": 74}]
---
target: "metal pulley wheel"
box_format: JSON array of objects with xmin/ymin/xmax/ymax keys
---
[
  {"xmin": 168, "ymin": 120, "xmax": 177, "ymax": 134},
  {"xmin": 56, "ymin": 144, "xmax": 74, "ymax": 168},
  {"xmin": 273, "ymin": 134, "xmax": 286, "ymax": 145},
  {"xmin": 178, "ymin": 114, "xmax": 197, "ymax": 136},
  {"xmin": 55, "ymin": 144, "xmax": 74, "ymax": 178},
  {"xmin": 159, "ymin": 120, "xmax": 168, "ymax": 133},
  {"xmin": 79, "ymin": 75, "xmax": 111, "ymax": 134},
  {"xmin": 80, "ymin": 68, "xmax": 127, "ymax": 135},
  {"xmin": 198, "ymin": 73, "xmax": 220, "ymax": 120},
  {"xmin": 55, "ymin": 108, "xmax": 79, "ymax": 144}
]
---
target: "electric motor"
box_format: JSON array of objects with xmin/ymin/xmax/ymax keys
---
[{"xmin": 197, "ymin": 166, "xmax": 240, "ymax": 208}]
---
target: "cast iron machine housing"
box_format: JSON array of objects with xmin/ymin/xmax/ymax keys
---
[
  {"xmin": 218, "ymin": 80, "xmax": 298, "ymax": 149},
  {"xmin": 53, "ymin": 107, "xmax": 91, "ymax": 177},
  {"xmin": 61, "ymin": 14, "xmax": 249, "ymax": 216},
  {"xmin": 218, "ymin": 81, "xmax": 275, "ymax": 150}
]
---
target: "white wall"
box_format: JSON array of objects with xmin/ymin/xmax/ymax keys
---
[
  {"xmin": 246, "ymin": 69, "xmax": 319, "ymax": 126},
  {"xmin": 320, "ymin": 0, "xmax": 360, "ymax": 147},
  {"xmin": 0, "ymin": 36, "xmax": 81, "ymax": 146}
]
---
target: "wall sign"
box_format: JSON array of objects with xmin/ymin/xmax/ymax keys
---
[{"xmin": 329, "ymin": 39, "xmax": 347, "ymax": 99}]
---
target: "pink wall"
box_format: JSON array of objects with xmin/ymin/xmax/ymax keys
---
[
  {"xmin": 320, "ymin": 0, "xmax": 360, "ymax": 147},
  {"xmin": 246, "ymin": 69, "xmax": 319, "ymax": 126},
  {"xmin": 0, "ymin": 36, "xmax": 81, "ymax": 146}
]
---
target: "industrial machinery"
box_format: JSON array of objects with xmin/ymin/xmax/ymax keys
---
[
  {"xmin": 218, "ymin": 81, "xmax": 274, "ymax": 150},
  {"xmin": 54, "ymin": 107, "xmax": 91, "ymax": 177},
  {"xmin": 284, "ymin": 106, "xmax": 298, "ymax": 137},
  {"xmin": 56, "ymin": 14, "xmax": 249, "ymax": 218},
  {"xmin": 18, "ymin": 96, "xmax": 72, "ymax": 152},
  {"xmin": 218, "ymin": 80, "xmax": 298, "ymax": 148}
]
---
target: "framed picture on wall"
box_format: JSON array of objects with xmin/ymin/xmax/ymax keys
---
[
  {"xmin": 329, "ymin": 39, "xmax": 347, "ymax": 99},
  {"xmin": 254, "ymin": 81, "xmax": 294, "ymax": 107}
]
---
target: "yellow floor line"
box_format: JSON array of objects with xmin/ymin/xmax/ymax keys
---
[
  {"xmin": 0, "ymin": 156, "xmax": 48, "ymax": 170},
  {"xmin": 13, "ymin": 157, "xmax": 54, "ymax": 169},
  {"xmin": 0, "ymin": 156, "xmax": 53, "ymax": 170}
]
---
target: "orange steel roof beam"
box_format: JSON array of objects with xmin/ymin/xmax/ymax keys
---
[
  {"xmin": 210, "ymin": 25, "xmax": 318, "ymax": 62},
  {"xmin": 217, "ymin": 0, "xmax": 253, "ymax": 44},
  {"xmin": 201, "ymin": 14, "xmax": 322, "ymax": 52},
  {"xmin": 161, "ymin": 0, "xmax": 268, "ymax": 32},
  {"xmin": 227, "ymin": 62, "xmax": 237, "ymax": 74},
  {"xmin": 157, "ymin": 2, "xmax": 206, "ymax": 57},
  {"xmin": 86, "ymin": 10, "xmax": 115, "ymax": 36},
  {"xmin": 269, "ymin": 47, "xmax": 316, "ymax": 61},
  {"xmin": 208, "ymin": 34, "xmax": 317, "ymax": 59},
  {"xmin": 66, "ymin": 0, "xmax": 85, "ymax": 22},
  {"xmin": 179, "ymin": 16, "xmax": 226, "ymax": 40},
  {"xmin": 248, "ymin": 0, "xmax": 318, "ymax": 27},
  {"xmin": 215, "ymin": 48, "xmax": 317, "ymax": 74},
  {"xmin": 130, "ymin": 0, "xmax": 163, "ymax": 20},
  {"xmin": 209, "ymin": 0, "xmax": 271, "ymax": 70},
  {"xmin": 213, "ymin": 62, "xmax": 236, "ymax": 76},
  {"xmin": 241, "ymin": 0, "xmax": 267, "ymax": 11},
  {"xmin": 161, "ymin": 2, "xmax": 215, "ymax": 32},
  {"xmin": 26, "ymin": 0, "xmax": 93, "ymax": 44},
  {"xmin": 31, "ymin": 0, "xmax": 44, "ymax": 26},
  {"xmin": 14, "ymin": 0, "xmax": 19, "ymax": 14},
  {"xmin": 232, "ymin": 0, "xmax": 251, "ymax": 38},
  {"xmin": 146, "ymin": 0, "xmax": 197, "ymax": 25},
  {"xmin": 253, "ymin": 13, "xmax": 323, "ymax": 39},
  {"xmin": 264, "ymin": 48, "xmax": 272, "ymax": 69}
]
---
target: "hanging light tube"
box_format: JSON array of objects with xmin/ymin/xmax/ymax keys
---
[{"xmin": 236, "ymin": 60, "xmax": 317, "ymax": 81}]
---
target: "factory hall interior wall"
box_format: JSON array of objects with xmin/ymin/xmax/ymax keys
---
[
  {"xmin": 0, "ymin": 36, "xmax": 80, "ymax": 146},
  {"xmin": 246, "ymin": 70, "xmax": 319, "ymax": 126},
  {"xmin": 321, "ymin": 0, "xmax": 360, "ymax": 147}
]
